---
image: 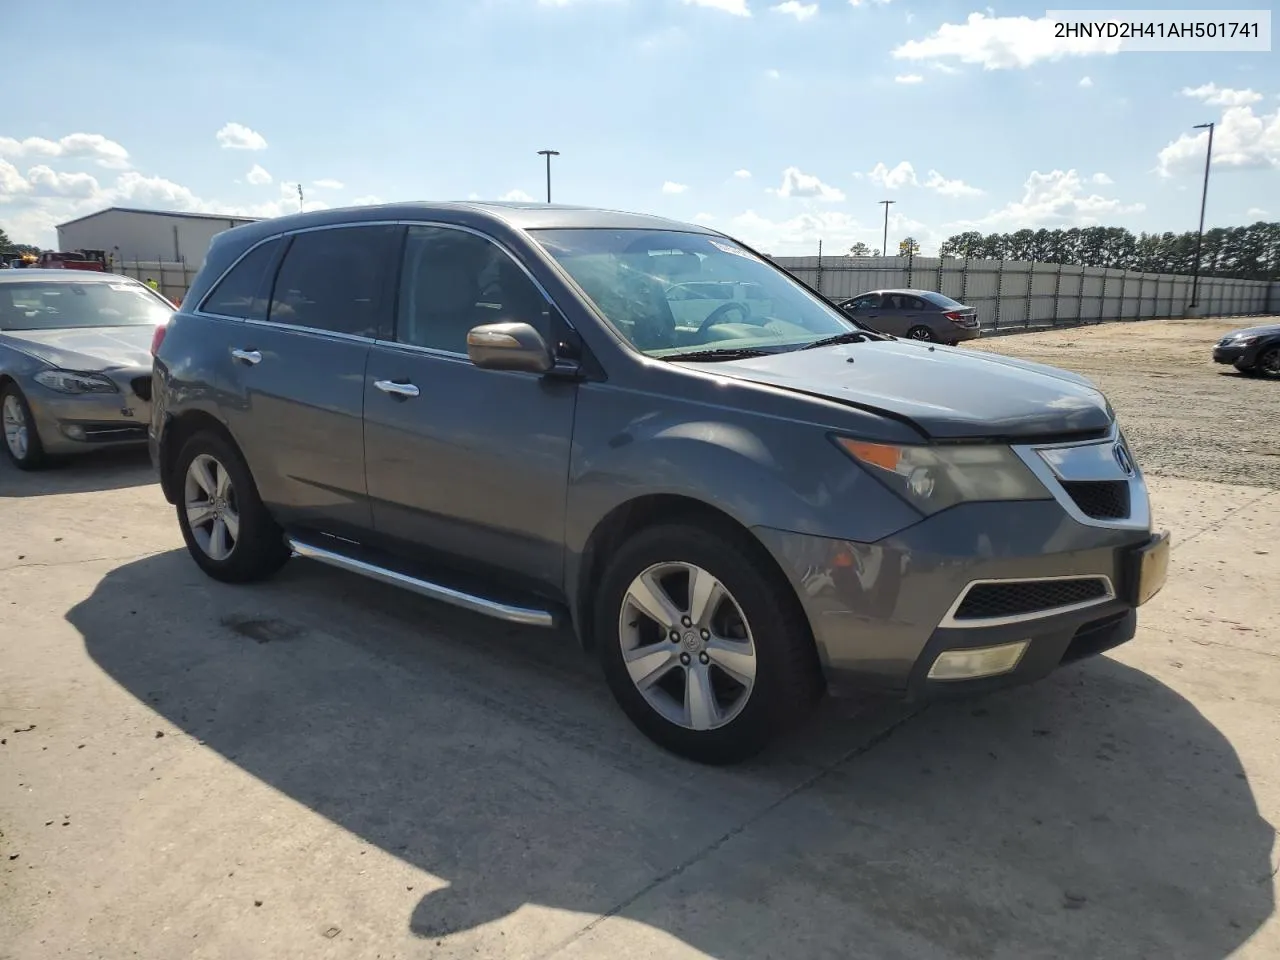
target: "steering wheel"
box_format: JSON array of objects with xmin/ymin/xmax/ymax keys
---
[{"xmin": 696, "ymin": 301, "xmax": 754, "ymax": 337}]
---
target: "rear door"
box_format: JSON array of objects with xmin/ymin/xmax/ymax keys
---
[
  {"xmin": 211, "ymin": 223, "xmax": 399, "ymax": 537},
  {"xmin": 870, "ymin": 293, "xmax": 909, "ymax": 336}
]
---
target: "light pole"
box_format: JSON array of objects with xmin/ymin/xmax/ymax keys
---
[
  {"xmin": 879, "ymin": 200, "xmax": 895, "ymax": 256},
  {"xmin": 1189, "ymin": 122, "xmax": 1215, "ymax": 309},
  {"xmin": 537, "ymin": 149, "xmax": 560, "ymax": 203}
]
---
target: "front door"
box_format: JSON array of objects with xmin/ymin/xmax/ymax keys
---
[{"xmin": 363, "ymin": 225, "xmax": 578, "ymax": 594}]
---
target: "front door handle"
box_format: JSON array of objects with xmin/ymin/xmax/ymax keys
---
[
  {"xmin": 231, "ymin": 348, "xmax": 262, "ymax": 365},
  {"xmin": 374, "ymin": 379, "xmax": 420, "ymax": 398}
]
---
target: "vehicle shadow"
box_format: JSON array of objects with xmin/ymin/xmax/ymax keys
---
[
  {"xmin": 0, "ymin": 446, "xmax": 154, "ymax": 497},
  {"xmin": 70, "ymin": 550, "xmax": 1274, "ymax": 958}
]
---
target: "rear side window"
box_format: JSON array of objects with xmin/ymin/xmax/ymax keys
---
[
  {"xmin": 200, "ymin": 238, "xmax": 283, "ymax": 320},
  {"xmin": 268, "ymin": 225, "xmax": 399, "ymax": 338}
]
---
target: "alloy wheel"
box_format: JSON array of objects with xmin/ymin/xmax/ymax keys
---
[
  {"xmin": 617, "ymin": 561, "xmax": 757, "ymax": 731},
  {"xmin": 1261, "ymin": 348, "xmax": 1280, "ymax": 377},
  {"xmin": 2, "ymin": 394, "xmax": 29, "ymax": 461},
  {"xmin": 184, "ymin": 453, "xmax": 240, "ymax": 561}
]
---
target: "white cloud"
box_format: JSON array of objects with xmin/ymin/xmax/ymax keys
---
[
  {"xmin": 946, "ymin": 169, "xmax": 1143, "ymax": 232},
  {"xmin": 868, "ymin": 160, "xmax": 918, "ymax": 190},
  {"xmin": 1181, "ymin": 83, "xmax": 1263, "ymax": 107},
  {"xmin": 772, "ymin": 166, "xmax": 845, "ymax": 201},
  {"xmin": 25, "ymin": 165, "xmax": 101, "ymax": 199},
  {"xmin": 661, "ymin": 181, "xmax": 689, "ymax": 194},
  {"xmin": 0, "ymin": 159, "xmax": 32, "ymax": 200},
  {"xmin": 215, "ymin": 122, "xmax": 268, "ymax": 151},
  {"xmin": 113, "ymin": 171, "xmax": 204, "ymax": 210},
  {"xmin": 246, "ymin": 164, "xmax": 272, "ymax": 186},
  {"xmin": 770, "ymin": 1, "xmax": 816, "ymax": 21},
  {"xmin": 1247, "ymin": 207, "xmax": 1269, "ymax": 217},
  {"xmin": 894, "ymin": 74, "xmax": 924, "ymax": 84},
  {"xmin": 351, "ymin": 194, "xmax": 384, "ymax": 205},
  {"xmin": 1090, "ymin": 172, "xmax": 1113, "ymax": 185},
  {"xmin": 313, "ymin": 178, "xmax": 344, "ymax": 189},
  {"xmin": 893, "ymin": 13, "xmax": 1120, "ymax": 70},
  {"xmin": 765, "ymin": 68, "xmax": 781, "ymax": 79},
  {"xmin": 729, "ymin": 209, "xmax": 863, "ymax": 253},
  {"xmin": 931, "ymin": 62, "xmax": 959, "ymax": 74},
  {"xmin": 1156, "ymin": 104, "xmax": 1280, "ymax": 175},
  {"xmin": 680, "ymin": 0, "xmax": 750, "ymax": 15},
  {"xmin": 733, "ymin": 169, "xmax": 752, "ymax": 179},
  {"xmin": 923, "ymin": 169, "xmax": 982, "ymax": 197},
  {"xmin": 1079, "ymin": 76, "xmax": 1093, "ymax": 88},
  {"xmin": 694, "ymin": 212, "xmax": 717, "ymax": 222},
  {"xmin": 849, "ymin": 0, "xmax": 894, "ymax": 6},
  {"xmin": 500, "ymin": 188, "xmax": 536, "ymax": 201},
  {"xmin": 0, "ymin": 133, "xmax": 129, "ymax": 169}
]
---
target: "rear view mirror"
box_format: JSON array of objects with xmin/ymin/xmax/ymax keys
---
[{"xmin": 466, "ymin": 321, "xmax": 554, "ymax": 374}]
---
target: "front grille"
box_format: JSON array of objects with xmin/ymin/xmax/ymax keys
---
[
  {"xmin": 1062, "ymin": 480, "xmax": 1131, "ymax": 520},
  {"xmin": 131, "ymin": 376, "xmax": 152, "ymax": 401},
  {"xmin": 954, "ymin": 578, "xmax": 1111, "ymax": 621}
]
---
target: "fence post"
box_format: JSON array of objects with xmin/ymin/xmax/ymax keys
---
[
  {"xmin": 1052, "ymin": 260, "xmax": 1063, "ymax": 327},
  {"xmin": 815, "ymin": 239, "xmax": 823, "ymax": 296},
  {"xmin": 1076, "ymin": 268, "xmax": 1085, "ymax": 324},
  {"xmin": 936, "ymin": 256, "xmax": 944, "ymax": 294},
  {"xmin": 1024, "ymin": 263, "xmax": 1032, "ymax": 329},
  {"xmin": 994, "ymin": 259, "xmax": 1005, "ymax": 332},
  {"xmin": 960, "ymin": 257, "xmax": 970, "ymax": 305}
]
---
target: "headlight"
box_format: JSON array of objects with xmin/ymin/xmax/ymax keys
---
[
  {"xmin": 1233, "ymin": 335, "xmax": 1259, "ymax": 345},
  {"xmin": 33, "ymin": 370, "xmax": 119, "ymax": 394},
  {"xmin": 834, "ymin": 437, "xmax": 1050, "ymax": 515}
]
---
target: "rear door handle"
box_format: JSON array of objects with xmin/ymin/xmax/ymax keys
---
[
  {"xmin": 231, "ymin": 348, "xmax": 262, "ymax": 365},
  {"xmin": 374, "ymin": 379, "xmax": 420, "ymax": 398}
]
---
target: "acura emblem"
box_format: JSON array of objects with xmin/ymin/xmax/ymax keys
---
[{"xmin": 1113, "ymin": 442, "xmax": 1135, "ymax": 477}]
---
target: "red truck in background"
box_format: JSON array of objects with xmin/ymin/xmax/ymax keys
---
[{"xmin": 35, "ymin": 249, "xmax": 109, "ymax": 271}]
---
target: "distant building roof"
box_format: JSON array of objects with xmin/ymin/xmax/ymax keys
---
[{"xmin": 56, "ymin": 206, "xmax": 263, "ymax": 230}]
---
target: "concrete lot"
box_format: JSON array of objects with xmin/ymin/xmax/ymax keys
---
[{"xmin": 1, "ymin": 319, "xmax": 1277, "ymax": 959}]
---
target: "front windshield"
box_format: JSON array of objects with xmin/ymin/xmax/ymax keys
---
[
  {"xmin": 532, "ymin": 229, "xmax": 858, "ymax": 356},
  {"xmin": 0, "ymin": 280, "xmax": 171, "ymax": 332}
]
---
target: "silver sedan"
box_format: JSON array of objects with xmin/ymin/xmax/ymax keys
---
[{"xmin": 0, "ymin": 270, "xmax": 172, "ymax": 470}]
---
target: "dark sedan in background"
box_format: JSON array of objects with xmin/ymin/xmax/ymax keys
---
[
  {"xmin": 836, "ymin": 289, "xmax": 981, "ymax": 345},
  {"xmin": 1, "ymin": 271, "xmax": 172, "ymax": 469},
  {"xmin": 1212, "ymin": 322, "xmax": 1280, "ymax": 378}
]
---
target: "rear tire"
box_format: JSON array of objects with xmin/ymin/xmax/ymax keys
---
[
  {"xmin": 595, "ymin": 521, "xmax": 823, "ymax": 765},
  {"xmin": 1, "ymin": 383, "xmax": 46, "ymax": 471},
  {"xmin": 907, "ymin": 325, "xmax": 936, "ymax": 342},
  {"xmin": 174, "ymin": 430, "xmax": 290, "ymax": 583}
]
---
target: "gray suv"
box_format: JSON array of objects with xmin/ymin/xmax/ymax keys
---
[{"xmin": 150, "ymin": 202, "xmax": 1170, "ymax": 765}]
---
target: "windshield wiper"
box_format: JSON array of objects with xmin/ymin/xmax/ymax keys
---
[
  {"xmin": 661, "ymin": 346, "xmax": 774, "ymax": 362},
  {"xmin": 798, "ymin": 330, "xmax": 877, "ymax": 351}
]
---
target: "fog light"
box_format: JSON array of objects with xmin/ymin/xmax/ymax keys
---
[
  {"xmin": 62, "ymin": 424, "xmax": 86, "ymax": 441},
  {"xmin": 927, "ymin": 640, "xmax": 1029, "ymax": 681}
]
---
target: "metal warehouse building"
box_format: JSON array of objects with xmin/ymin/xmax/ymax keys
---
[{"xmin": 55, "ymin": 207, "xmax": 260, "ymax": 269}]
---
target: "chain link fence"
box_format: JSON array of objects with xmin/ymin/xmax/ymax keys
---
[{"xmin": 772, "ymin": 253, "xmax": 1278, "ymax": 332}]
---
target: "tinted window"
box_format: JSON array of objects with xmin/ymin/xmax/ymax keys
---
[
  {"xmin": 397, "ymin": 226, "xmax": 548, "ymax": 354},
  {"xmin": 902, "ymin": 295, "xmax": 928, "ymax": 310},
  {"xmin": 200, "ymin": 238, "xmax": 282, "ymax": 320},
  {"xmin": 268, "ymin": 226, "xmax": 397, "ymax": 337},
  {"xmin": 0, "ymin": 280, "xmax": 171, "ymax": 331},
  {"xmin": 920, "ymin": 291, "xmax": 966, "ymax": 309}
]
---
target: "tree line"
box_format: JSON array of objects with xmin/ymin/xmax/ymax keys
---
[{"xmin": 935, "ymin": 222, "xmax": 1280, "ymax": 281}]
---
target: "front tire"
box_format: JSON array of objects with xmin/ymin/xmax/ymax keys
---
[
  {"xmin": 595, "ymin": 521, "xmax": 823, "ymax": 764},
  {"xmin": 174, "ymin": 430, "xmax": 290, "ymax": 583},
  {"xmin": 1256, "ymin": 346, "xmax": 1280, "ymax": 379},
  {"xmin": 1, "ymin": 384, "xmax": 46, "ymax": 470}
]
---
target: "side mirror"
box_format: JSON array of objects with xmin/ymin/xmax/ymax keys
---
[{"xmin": 466, "ymin": 321, "xmax": 554, "ymax": 374}]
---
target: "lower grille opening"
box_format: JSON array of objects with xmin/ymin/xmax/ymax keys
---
[
  {"xmin": 1062, "ymin": 480, "xmax": 1131, "ymax": 520},
  {"xmin": 131, "ymin": 376, "xmax": 152, "ymax": 401},
  {"xmin": 954, "ymin": 578, "xmax": 1111, "ymax": 621}
]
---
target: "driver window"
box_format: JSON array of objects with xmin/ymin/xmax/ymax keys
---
[{"xmin": 396, "ymin": 226, "xmax": 549, "ymax": 354}]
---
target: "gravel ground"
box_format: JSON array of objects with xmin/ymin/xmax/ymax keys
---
[{"xmin": 968, "ymin": 317, "xmax": 1280, "ymax": 488}]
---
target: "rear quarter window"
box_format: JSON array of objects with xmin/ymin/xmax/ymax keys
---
[{"xmin": 200, "ymin": 238, "xmax": 284, "ymax": 321}]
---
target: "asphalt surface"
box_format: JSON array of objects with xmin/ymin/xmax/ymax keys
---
[{"xmin": 1, "ymin": 321, "xmax": 1277, "ymax": 959}]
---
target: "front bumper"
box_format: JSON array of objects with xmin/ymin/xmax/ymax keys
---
[
  {"xmin": 756, "ymin": 495, "xmax": 1167, "ymax": 700},
  {"xmin": 1213, "ymin": 344, "xmax": 1247, "ymax": 364},
  {"xmin": 23, "ymin": 371, "xmax": 151, "ymax": 455}
]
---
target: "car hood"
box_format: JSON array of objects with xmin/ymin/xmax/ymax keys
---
[
  {"xmin": 690, "ymin": 340, "xmax": 1112, "ymax": 440},
  {"xmin": 1224, "ymin": 323, "xmax": 1280, "ymax": 338},
  {"xmin": 0, "ymin": 326, "xmax": 154, "ymax": 372}
]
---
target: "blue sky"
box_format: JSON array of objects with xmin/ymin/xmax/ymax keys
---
[{"xmin": 1, "ymin": 0, "xmax": 1276, "ymax": 255}]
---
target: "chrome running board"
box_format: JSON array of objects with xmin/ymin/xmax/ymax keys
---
[{"xmin": 287, "ymin": 537, "xmax": 557, "ymax": 628}]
